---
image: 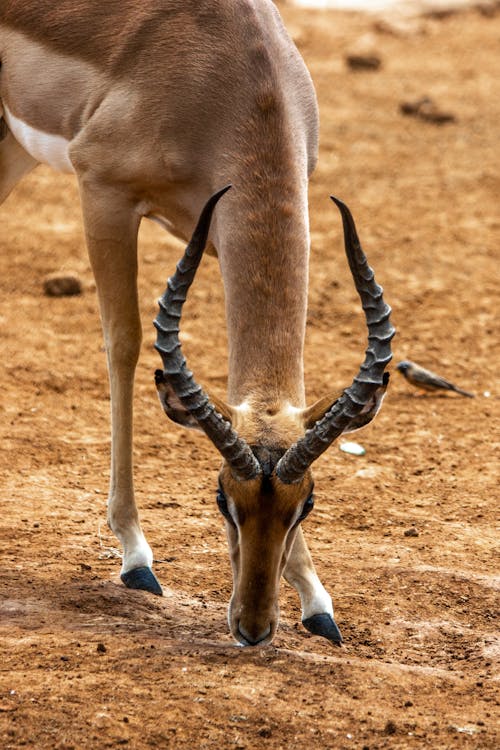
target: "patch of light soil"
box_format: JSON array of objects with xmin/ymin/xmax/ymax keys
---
[{"xmin": 292, "ymin": 0, "xmax": 487, "ymax": 15}]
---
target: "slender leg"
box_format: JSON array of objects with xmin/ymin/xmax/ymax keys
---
[
  {"xmin": 283, "ymin": 527, "xmax": 342, "ymax": 644},
  {"xmin": 0, "ymin": 129, "xmax": 38, "ymax": 203},
  {"xmin": 78, "ymin": 176, "xmax": 162, "ymax": 595}
]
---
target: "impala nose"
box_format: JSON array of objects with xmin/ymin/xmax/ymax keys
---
[{"xmin": 237, "ymin": 621, "xmax": 272, "ymax": 646}]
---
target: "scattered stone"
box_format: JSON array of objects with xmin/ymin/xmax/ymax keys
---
[
  {"xmin": 374, "ymin": 17, "xmax": 426, "ymax": 37},
  {"xmin": 384, "ymin": 720, "xmax": 398, "ymax": 735},
  {"xmin": 96, "ymin": 642, "xmax": 107, "ymax": 653},
  {"xmin": 346, "ymin": 52, "xmax": 382, "ymax": 71},
  {"xmin": 477, "ymin": 2, "xmax": 499, "ymax": 17},
  {"xmin": 404, "ymin": 526, "xmax": 420, "ymax": 537},
  {"xmin": 258, "ymin": 727, "xmax": 272, "ymax": 738},
  {"xmin": 355, "ymin": 466, "xmax": 379, "ymax": 479},
  {"xmin": 43, "ymin": 272, "xmax": 82, "ymax": 297},
  {"xmin": 340, "ymin": 441, "xmax": 366, "ymax": 456},
  {"xmin": 399, "ymin": 96, "xmax": 456, "ymax": 124},
  {"xmin": 345, "ymin": 32, "xmax": 382, "ymax": 71}
]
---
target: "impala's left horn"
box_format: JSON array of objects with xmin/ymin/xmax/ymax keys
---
[{"xmin": 154, "ymin": 186, "xmax": 262, "ymax": 482}]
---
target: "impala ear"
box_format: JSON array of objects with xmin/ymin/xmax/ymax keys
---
[
  {"xmin": 302, "ymin": 373, "xmax": 390, "ymax": 434},
  {"xmin": 302, "ymin": 391, "xmax": 343, "ymax": 431},
  {"xmin": 154, "ymin": 370, "xmax": 234, "ymax": 431}
]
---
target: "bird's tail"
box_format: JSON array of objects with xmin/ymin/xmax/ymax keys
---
[{"xmin": 451, "ymin": 385, "xmax": 475, "ymax": 398}]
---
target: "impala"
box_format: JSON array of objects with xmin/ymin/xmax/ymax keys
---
[{"xmin": 0, "ymin": 0, "xmax": 394, "ymax": 647}]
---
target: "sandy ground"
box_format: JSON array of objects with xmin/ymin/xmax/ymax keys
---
[{"xmin": 0, "ymin": 4, "xmax": 499, "ymax": 749}]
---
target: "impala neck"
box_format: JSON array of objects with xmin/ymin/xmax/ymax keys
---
[{"xmin": 214, "ymin": 182, "xmax": 310, "ymax": 410}]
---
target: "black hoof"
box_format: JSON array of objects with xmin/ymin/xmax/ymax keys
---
[
  {"xmin": 121, "ymin": 567, "xmax": 163, "ymax": 596},
  {"xmin": 302, "ymin": 613, "xmax": 343, "ymax": 645}
]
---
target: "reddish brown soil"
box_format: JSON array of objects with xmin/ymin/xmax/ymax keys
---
[{"xmin": 1, "ymin": 5, "xmax": 498, "ymax": 749}]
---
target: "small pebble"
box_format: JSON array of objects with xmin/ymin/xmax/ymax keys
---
[
  {"xmin": 404, "ymin": 527, "xmax": 419, "ymax": 538},
  {"xmin": 478, "ymin": 2, "xmax": 498, "ymax": 17},
  {"xmin": 346, "ymin": 53, "xmax": 381, "ymax": 71},
  {"xmin": 355, "ymin": 466, "xmax": 378, "ymax": 479},
  {"xmin": 340, "ymin": 441, "xmax": 366, "ymax": 456},
  {"xmin": 96, "ymin": 642, "xmax": 107, "ymax": 653},
  {"xmin": 400, "ymin": 96, "xmax": 456, "ymax": 124},
  {"xmin": 43, "ymin": 272, "xmax": 82, "ymax": 297},
  {"xmin": 374, "ymin": 17, "xmax": 425, "ymax": 37},
  {"xmin": 384, "ymin": 720, "xmax": 397, "ymax": 735},
  {"xmin": 258, "ymin": 727, "xmax": 272, "ymax": 738}
]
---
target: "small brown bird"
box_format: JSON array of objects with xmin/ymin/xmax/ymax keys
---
[{"xmin": 396, "ymin": 360, "xmax": 474, "ymax": 398}]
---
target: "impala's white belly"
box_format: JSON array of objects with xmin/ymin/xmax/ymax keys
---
[{"xmin": 2, "ymin": 103, "xmax": 75, "ymax": 174}]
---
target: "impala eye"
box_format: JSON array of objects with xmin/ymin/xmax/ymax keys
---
[
  {"xmin": 216, "ymin": 488, "xmax": 236, "ymax": 527},
  {"xmin": 297, "ymin": 493, "xmax": 314, "ymax": 524}
]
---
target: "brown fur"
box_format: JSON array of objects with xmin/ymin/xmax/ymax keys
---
[{"xmin": 0, "ymin": 1, "xmax": 373, "ymax": 646}]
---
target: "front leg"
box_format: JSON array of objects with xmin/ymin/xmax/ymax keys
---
[
  {"xmin": 0, "ymin": 129, "xmax": 38, "ymax": 204},
  {"xmin": 284, "ymin": 527, "xmax": 342, "ymax": 645},
  {"xmin": 78, "ymin": 176, "xmax": 161, "ymax": 595}
]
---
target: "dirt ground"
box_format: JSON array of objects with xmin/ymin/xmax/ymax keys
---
[{"xmin": 1, "ymin": 4, "xmax": 499, "ymax": 749}]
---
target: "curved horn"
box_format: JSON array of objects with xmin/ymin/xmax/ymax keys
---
[
  {"xmin": 276, "ymin": 197, "xmax": 395, "ymax": 484},
  {"xmin": 154, "ymin": 186, "xmax": 261, "ymax": 481}
]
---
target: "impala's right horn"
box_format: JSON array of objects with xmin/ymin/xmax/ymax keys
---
[
  {"xmin": 154, "ymin": 186, "xmax": 262, "ymax": 482},
  {"xmin": 276, "ymin": 197, "xmax": 395, "ymax": 484}
]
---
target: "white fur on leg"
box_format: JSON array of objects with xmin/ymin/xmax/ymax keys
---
[
  {"xmin": 284, "ymin": 527, "xmax": 334, "ymax": 620},
  {"xmin": 107, "ymin": 507, "xmax": 154, "ymax": 574},
  {"xmin": 119, "ymin": 529, "xmax": 154, "ymax": 576},
  {"xmin": 290, "ymin": 566, "xmax": 334, "ymax": 621}
]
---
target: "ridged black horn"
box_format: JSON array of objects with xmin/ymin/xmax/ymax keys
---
[
  {"xmin": 276, "ymin": 197, "xmax": 395, "ymax": 484},
  {"xmin": 154, "ymin": 186, "xmax": 261, "ymax": 481}
]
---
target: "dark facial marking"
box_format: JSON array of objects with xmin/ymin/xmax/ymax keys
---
[
  {"xmin": 216, "ymin": 486, "xmax": 236, "ymax": 527},
  {"xmin": 295, "ymin": 491, "xmax": 314, "ymax": 526},
  {"xmin": 250, "ymin": 445, "xmax": 286, "ymax": 477}
]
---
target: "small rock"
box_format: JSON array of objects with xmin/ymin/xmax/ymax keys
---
[
  {"xmin": 43, "ymin": 272, "xmax": 82, "ymax": 297},
  {"xmin": 340, "ymin": 441, "xmax": 366, "ymax": 456},
  {"xmin": 346, "ymin": 52, "xmax": 382, "ymax": 71},
  {"xmin": 96, "ymin": 642, "xmax": 107, "ymax": 653},
  {"xmin": 384, "ymin": 720, "xmax": 397, "ymax": 735},
  {"xmin": 399, "ymin": 96, "xmax": 456, "ymax": 124},
  {"xmin": 355, "ymin": 466, "xmax": 379, "ymax": 479},
  {"xmin": 374, "ymin": 17, "xmax": 426, "ymax": 37},
  {"xmin": 258, "ymin": 727, "xmax": 272, "ymax": 738},
  {"xmin": 404, "ymin": 526, "xmax": 419, "ymax": 538},
  {"xmin": 478, "ymin": 2, "xmax": 498, "ymax": 17}
]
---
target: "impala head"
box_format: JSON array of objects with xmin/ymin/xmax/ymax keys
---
[
  {"xmin": 154, "ymin": 186, "xmax": 394, "ymax": 646},
  {"xmin": 217, "ymin": 455, "xmax": 313, "ymax": 646}
]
